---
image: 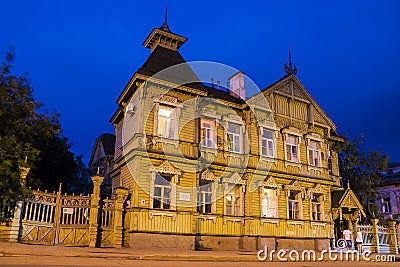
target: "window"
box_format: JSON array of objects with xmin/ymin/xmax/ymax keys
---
[
  {"xmin": 201, "ymin": 120, "xmax": 215, "ymax": 148},
  {"xmin": 225, "ymin": 186, "xmax": 243, "ymax": 216},
  {"xmin": 227, "ymin": 123, "xmax": 241, "ymax": 153},
  {"xmin": 382, "ymin": 198, "xmax": 391, "ymax": 213},
  {"xmin": 288, "ymin": 191, "xmax": 301, "ymax": 219},
  {"xmin": 311, "ymin": 194, "xmax": 323, "ymax": 221},
  {"xmin": 308, "ymin": 140, "xmax": 321, "ymax": 167},
  {"xmin": 153, "ymin": 174, "xmax": 172, "ymax": 209},
  {"xmin": 261, "ymin": 188, "xmax": 277, "ymax": 217},
  {"xmin": 197, "ymin": 181, "xmax": 213, "ymax": 213},
  {"xmin": 261, "ymin": 128, "xmax": 275, "ymax": 158},
  {"xmin": 157, "ymin": 107, "xmax": 176, "ymax": 139},
  {"xmin": 286, "ymin": 135, "xmax": 299, "ymax": 162}
]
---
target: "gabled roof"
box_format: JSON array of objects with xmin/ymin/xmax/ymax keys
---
[
  {"xmin": 88, "ymin": 133, "xmax": 116, "ymax": 167},
  {"xmin": 261, "ymin": 74, "xmax": 340, "ymax": 136},
  {"xmin": 331, "ymin": 188, "xmax": 365, "ymax": 216}
]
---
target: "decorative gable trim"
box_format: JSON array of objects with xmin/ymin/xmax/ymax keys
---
[
  {"xmin": 307, "ymin": 184, "xmax": 326, "ymax": 199},
  {"xmin": 285, "ymin": 181, "xmax": 305, "ymax": 194},
  {"xmin": 223, "ymin": 172, "xmax": 246, "ymax": 185},
  {"xmin": 151, "ymin": 160, "xmax": 181, "ymax": 175},
  {"xmin": 201, "ymin": 169, "xmax": 218, "ymax": 182}
]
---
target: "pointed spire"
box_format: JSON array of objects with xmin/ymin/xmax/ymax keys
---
[
  {"xmin": 284, "ymin": 46, "xmax": 297, "ymax": 75},
  {"xmin": 160, "ymin": 4, "xmax": 171, "ymax": 32}
]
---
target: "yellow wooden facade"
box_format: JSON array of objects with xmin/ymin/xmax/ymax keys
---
[{"xmin": 109, "ymin": 22, "xmax": 346, "ymax": 250}]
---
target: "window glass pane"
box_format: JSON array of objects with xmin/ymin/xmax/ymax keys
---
[
  {"xmin": 228, "ymin": 124, "xmax": 240, "ymax": 134},
  {"xmin": 287, "ymin": 136, "xmax": 296, "ymax": 145},
  {"xmin": 153, "ymin": 198, "xmax": 161, "ymax": 209},
  {"xmin": 262, "ymin": 129, "xmax": 273, "ymax": 139},
  {"xmin": 154, "ymin": 187, "xmax": 162, "ymax": 197}
]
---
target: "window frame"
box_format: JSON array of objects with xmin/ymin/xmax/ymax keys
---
[
  {"xmin": 310, "ymin": 194, "xmax": 324, "ymax": 221},
  {"xmin": 308, "ymin": 140, "xmax": 321, "ymax": 167},
  {"xmin": 200, "ymin": 119, "xmax": 217, "ymax": 149},
  {"xmin": 156, "ymin": 106, "xmax": 177, "ymax": 139},
  {"xmin": 226, "ymin": 122, "xmax": 242, "ymax": 153},
  {"xmin": 260, "ymin": 187, "xmax": 278, "ymax": 218},
  {"xmin": 382, "ymin": 197, "xmax": 391, "ymax": 213},
  {"xmin": 260, "ymin": 127, "xmax": 275, "ymax": 158},
  {"xmin": 152, "ymin": 173, "xmax": 173, "ymax": 210},
  {"xmin": 286, "ymin": 135, "xmax": 299, "ymax": 163},
  {"xmin": 288, "ymin": 191, "xmax": 302, "ymax": 220},
  {"xmin": 197, "ymin": 180, "xmax": 215, "ymax": 214}
]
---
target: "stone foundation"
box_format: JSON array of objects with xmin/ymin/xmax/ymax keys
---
[
  {"xmin": 128, "ymin": 232, "xmax": 330, "ymax": 252},
  {"xmin": 129, "ymin": 232, "xmax": 195, "ymax": 249}
]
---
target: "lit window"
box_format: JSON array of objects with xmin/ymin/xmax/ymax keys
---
[
  {"xmin": 286, "ymin": 135, "xmax": 299, "ymax": 162},
  {"xmin": 382, "ymin": 198, "xmax": 391, "ymax": 213},
  {"xmin": 157, "ymin": 107, "xmax": 176, "ymax": 139},
  {"xmin": 201, "ymin": 120, "xmax": 215, "ymax": 148},
  {"xmin": 288, "ymin": 191, "xmax": 301, "ymax": 219},
  {"xmin": 261, "ymin": 188, "xmax": 277, "ymax": 217},
  {"xmin": 261, "ymin": 128, "xmax": 275, "ymax": 158},
  {"xmin": 308, "ymin": 140, "xmax": 321, "ymax": 167},
  {"xmin": 227, "ymin": 123, "xmax": 241, "ymax": 153},
  {"xmin": 225, "ymin": 186, "xmax": 243, "ymax": 216},
  {"xmin": 197, "ymin": 181, "xmax": 213, "ymax": 214},
  {"xmin": 311, "ymin": 194, "xmax": 323, "ymax": 221},
  {"xmin": 153, "ymin": 174, "xmax": 172, "ymax": 209}
]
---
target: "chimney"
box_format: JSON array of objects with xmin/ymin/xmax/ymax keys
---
[
  {"xmin": 229, "ymin": 72, "xmax": 245, "ymax": 100},
  {"xmin": 211, "ymin": 78, "xmax": 214, "ymax": 88},
  {"xmin": 217, "ymin": 81, "xmax": 220, "ymax": 90}
]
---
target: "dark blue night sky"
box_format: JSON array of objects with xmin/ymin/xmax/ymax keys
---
[{"xmin": 2, "ymin": 1, "xmax": 399, "ymax": 164}]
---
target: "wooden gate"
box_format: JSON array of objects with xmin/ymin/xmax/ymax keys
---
[
  {"xmin": 20, "ymin": 188, "xmax": 91, "ymax": 246},
  {"xmin": 56, "ymin": 194, "xmax": 91, "ymax": 246},
  {"xmin": 20, "ymin": 191, "xmax": 57, "ymax": 245}
]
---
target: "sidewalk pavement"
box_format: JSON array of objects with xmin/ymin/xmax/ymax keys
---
[
  {"xmin": 0, "ymin": 241, "xmax": 399, "ymax": 262},
  {"xmin": 0, "ymin": 241, "xmax": 260, "ymax": 262}
]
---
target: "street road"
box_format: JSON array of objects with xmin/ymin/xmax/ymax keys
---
[{"xmin": 0, "ymin": 255, "xmax": 398, "ymax": 267}]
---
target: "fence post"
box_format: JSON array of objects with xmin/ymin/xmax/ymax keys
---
[
  {"xmin": 114, "ymin": 187, "xmax": 128, "ymax": 248},
  {"xmin": 371, "ymin": 218, "xmax": 379, "ymax": 253},
  {"xmin": 8, "ymin": 201, "xmax": 23, "ymax": 242},
  {"xmin": 53, "ymin": 183, "xmax": 62, "ymax": 245},
  {"xmin": 388, "ymin": 221, "xmax": 399, "ymax": 254},
  {"xmin": 89, "ymin": 174, "xmax": 104, "ymax": 248}
]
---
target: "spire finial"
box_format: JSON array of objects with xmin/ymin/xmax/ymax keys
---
[
  {"xmin": 160, "ymin": 4, "xmax": 171, "ymax": 32},
  {"xmin": 284, "ymin": 46, "xmax": 297, "ymax": 75},
  {"xmin": 164, "ymin": 4, "xmax": 168, "ymax": 24}
]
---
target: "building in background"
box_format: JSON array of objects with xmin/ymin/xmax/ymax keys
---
[
  {"xmin": 376, "ymin": 162, "xmax": 400, "ymax": 221},
  {"xmin": 89, "ymin": 133, "xmax": 116, "ymax": 198}
]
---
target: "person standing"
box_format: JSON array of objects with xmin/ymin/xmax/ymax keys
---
[
  {"xmin": 343, "ymin": 227, "xmax": 353, "ymax": 250},
  {"xmin": 355, "ymin": 228, "xmax": 363, "ymax": 253}
]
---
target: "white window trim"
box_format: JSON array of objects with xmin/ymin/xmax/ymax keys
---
[
  {"xmin": 223, "ymin": 116, "xmax": 245, "ymax": 155},
  {"xmin": 197, "ymin": 169, "xmax": 218, "ymax": 214},
  {"xmin": 200, "ymin": 118, "xmax": 217, "ymax": 149},
  {"xmin": 259, "ymin": 127, "xmax": 277, "ymax": 158},
  {"xmin": 149, "ymin": 160, "xmax": 181, "ymax": 210},
  {"xmin": 307, "ymin": 140, "xmax": 322, "ymax": 167},
  {"xmin": 223, "ymin": 173, "xmax": 246, "ymax": 216},
  {"xmin": 282, "ymin": 128, "xmax": 302, "ymax": 167},
  {"xmin": 259, "ymin": 187, "xmax": 278, "ymax": 218},
  {"xmin": 285, "ymin": 181, "xmax": 305, "ymax": 220}
]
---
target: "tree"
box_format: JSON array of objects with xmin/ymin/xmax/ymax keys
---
[
  {"xmin": 0, "ymin": 51, "xmax": 92, "ymax": 210},
  {"xmin": 332, "ymin": 134, "xmax": 388, "ymax": 218}
]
